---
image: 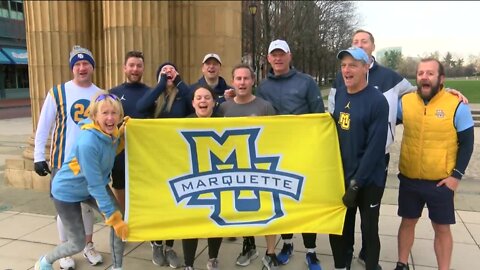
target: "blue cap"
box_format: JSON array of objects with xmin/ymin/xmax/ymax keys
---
[{"xmin": 337, "ymin": 46, "xmax": 369, "ymax": 63}]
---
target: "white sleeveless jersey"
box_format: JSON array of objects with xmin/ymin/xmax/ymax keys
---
[{"xmin": 34, "ymin": 80, "xmax": 101, "ymax": 168}]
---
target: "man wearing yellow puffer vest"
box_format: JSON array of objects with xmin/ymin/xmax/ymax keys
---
[{"xmin": 394, "ymin": 58, "xmax": 474, "ymax": 270}]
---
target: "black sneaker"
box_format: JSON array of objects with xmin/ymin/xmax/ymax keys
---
[
  {"xmin": 357, "ymin": 249, "xmax": 382, "ymax": 270},
  {"xmin": 394, "ymin": 262, "xmax": 409, "ymax": 270}
]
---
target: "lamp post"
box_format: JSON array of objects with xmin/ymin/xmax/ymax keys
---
[{"xmin": 248, "ymin": 2, "xmax": 257, "ymax": 83}]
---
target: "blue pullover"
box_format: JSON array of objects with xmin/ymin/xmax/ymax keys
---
[
  {"xmin": 257, "ymin": 68, "xmax": 325, "ymax": 115},
  {"xmin": 51, "ymin": 119, "xmax": 122, "ymax": 218},
  {"xmin": 333, "ymin": 84, "xmax": 389, "ymax": 187},
  {"xmin": 329, "ymin": 58, "xmax": 414, "ymax": 153}
]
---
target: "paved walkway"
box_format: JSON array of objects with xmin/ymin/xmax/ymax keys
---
[
  {"xmin": 1, "ymin": 115, "xmax": 480, "ymax": 270},
  {"xmin": 1, "ymin": 206, "xmax": 479, "ymax": 270}
]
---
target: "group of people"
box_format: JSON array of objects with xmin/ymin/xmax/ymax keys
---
[{"xmin": 32, "ymin": 29, "xmax": 474, "ymax": 270}]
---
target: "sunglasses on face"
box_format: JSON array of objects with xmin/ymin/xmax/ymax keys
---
[{"xmin": 95, "ymin": 93, "xmax": 120, "ymax": 102}]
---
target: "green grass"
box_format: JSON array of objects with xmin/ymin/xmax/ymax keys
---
[
  {"xmin": 444, "ymin": 80, "xmax": 480, "ymax": 103},
  {"xmin": 408, "ymin": 79, "xmax": 480, "ymax": 103},
  {"xmin": 322, "ymin": 78, "xmax": 480, "ymax": 102}
]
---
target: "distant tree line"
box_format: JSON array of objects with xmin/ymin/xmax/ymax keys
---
[
  {"xmin": 241, "ymin": 1, "xmax": 360, "ymax": 84},
  {"xmin": 380, "ymin": 50, "xmax": 480, "ymax": 79}
]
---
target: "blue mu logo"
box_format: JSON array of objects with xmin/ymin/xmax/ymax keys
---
[{"xmin": 168, "ymin": 128, "xmax": 304, "ymax": 226}]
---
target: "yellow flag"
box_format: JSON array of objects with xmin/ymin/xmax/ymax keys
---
[{"xmin": 125, "ymin": 113, "xmax": 346, "ymax": 241}]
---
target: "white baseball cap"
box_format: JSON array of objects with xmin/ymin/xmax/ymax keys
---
[
  {"xmin": 268, "ymin": 39, "xmax": 290, "ymax": 54},
  {"xmin": 202, "ymin": 53, "xmax": 222, "ymax": 64}
]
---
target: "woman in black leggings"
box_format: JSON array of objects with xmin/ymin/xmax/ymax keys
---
[{"xmin": 182, "ymin": 85, "xmax": 223, "ymax": 270}]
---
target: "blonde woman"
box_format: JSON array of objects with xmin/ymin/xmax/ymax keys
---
[
  {"xmin": 137, "ymin": 62, "xmax": 191, "ymax": 119},
  {"xmin": 136, "ymin": 62, "xmax": 190, "ymax": 268},
  {"xmin": 35, "ymin": 92, "xmax": 128, "ymax": 270}
]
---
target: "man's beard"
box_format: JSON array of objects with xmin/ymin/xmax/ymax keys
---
[
  {"xmin": 127, "ymin": 74, "xmax": 142, "ymax": 83},
  {"xmin": 417, "ymin": 78, "xmax": 442, "ymax": 101}
]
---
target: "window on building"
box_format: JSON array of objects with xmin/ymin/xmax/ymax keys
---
[
  {"xmin": 0, "ymin": 1, "xmax": 9, "ymax": 18},
  {"xmin": 0, "ymin": 64, "xmax": 29, "ymax": 99},
  {"xmin": 9, "ymin": 0, "xmax": 24, "ymax": 20}
]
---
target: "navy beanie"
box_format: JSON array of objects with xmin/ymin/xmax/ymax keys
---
[
  {"xmin": 69, "ymin": 45, "xmax": 95, "ymax": 70},
  {"xmin": 156, "ymin": 62, "xmax": 178, "ymax": 81}
]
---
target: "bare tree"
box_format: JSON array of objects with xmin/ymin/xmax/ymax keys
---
[{"xmin": 242, "ymin": 0, "xmax": 360, "ymax": 83}]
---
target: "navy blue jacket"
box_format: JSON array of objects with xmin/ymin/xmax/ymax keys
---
[
  {"xmin": 257, "ymin": 68, "xmax": 324, "ymax": 115},
  {"xmin": 333, "ymin": 84, "xmax": 389, "ymax": 187},
  {"xmin": 190, "ymin": 76, "xmax": 232, "ymax": 104},
  {"xmin": 109, "ymin": 81, "xmax": 151, "ymax": 177},
  {"xmin": 136, "ymin": 74, "xmax": 191, "ymax": 118},
  {"xmin": 110, "ymin": 82, "xmax": 151, "ymax": 118}
]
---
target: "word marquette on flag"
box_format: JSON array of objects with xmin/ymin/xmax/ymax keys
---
[{"xmin": 124, "ymin": 113, "xmax": 346, "ymax": 241}]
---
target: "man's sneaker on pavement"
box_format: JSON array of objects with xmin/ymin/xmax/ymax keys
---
[
  {"xmin": 165, "ymin": 248, "xmax": 181, "ymax": 268},
  {"xmin": 305, "ymin": 252, "xmax": 322, "ymax": 270},
  {"xmin": 276, "ymin": 243, "xmax": 293, "ymax": 264},
  {"xmin": 236, "ymin": 238, "xmax": 258, "ymax": 266},
  {"xmin": 83, "ymin": 242, "xmax": 103, "ymax": 265},
  {"xmin": 151, "ymin": 242, "xmax": 166, "ymax": 266},
  {"xmin": 184, "ymin": 267, "xmax": 194, "ymax": 270},
  {"xmin": 35, "ymin": 256, "xmax": 53, "ymax": 270},
  {"xmin": 207, "ymin": 258, "xmax": 219, "ymax": 270},
  {"xmin": 261, "ymin": 253, "xmax": 279, "ymax": 270},
  {"xmin": 59, "ymin": 256, "xmax": 75, "ymax": 270},
  {"xmin": 394, "ymin": 262, "xmax": 410, "ymax": 270}
]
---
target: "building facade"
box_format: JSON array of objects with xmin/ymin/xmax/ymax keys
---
[
  {"xmin": 4, "ymin": 1, "xmax": 242, "ymax": 191},
  {"xmin": 0, "ymin": 0, "xmax": 28, "ymax": 100},
  {"xmin": 24, "ymin": 1, "xmax": 242, "ymax": 129}
]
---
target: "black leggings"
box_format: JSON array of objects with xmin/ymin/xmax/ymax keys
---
[
  {"xmin": 280, "ymin": 233, "xmax": 316, "ymax": 249},
  {"xmin": 182, "ymin": 238, "xmax": 222, "ymax": 267},
  {"xmin": 329, "ymin": 185, "xmax": 384, "ymax": 270}
]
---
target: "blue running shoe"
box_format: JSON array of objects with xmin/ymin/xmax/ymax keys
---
[
  {"xmin": 305, "ymin": 252, "xmax": 322, "ymax": 270},
  {"xmin": 276, "ymin": 243, "xmax": 293, "ymax": 265},
  {"xmin": 35, "ymin": 256, "xmax": 53, "ymax": 270}
]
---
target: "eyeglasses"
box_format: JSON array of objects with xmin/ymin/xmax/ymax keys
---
[{"xmin": 95, "ymin": 93, "xmax": 120, "ymax": 102}]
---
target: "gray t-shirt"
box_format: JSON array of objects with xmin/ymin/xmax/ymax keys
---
[{"xmin": 218, "ymin": 96, "xmax": 276, "ymax": 117}]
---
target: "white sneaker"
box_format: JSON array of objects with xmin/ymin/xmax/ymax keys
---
[
  {"xmin": 59, "ymin": 256, "xmax": 75, "ymax": 270},
  {"xmin": 83, "ymin": 242, "xmax": 103, "ymax": 265}
]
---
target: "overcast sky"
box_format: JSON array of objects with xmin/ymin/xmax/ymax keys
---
[{"xmin": 355, "ymin": 1, "xmax": 480, "ymax": 61}]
